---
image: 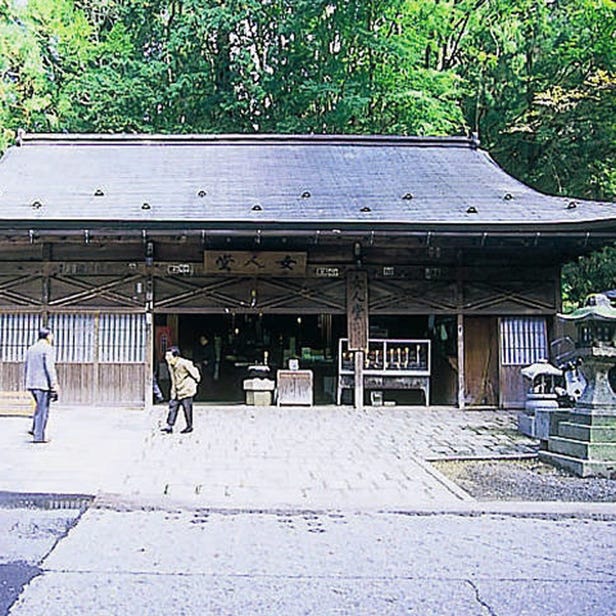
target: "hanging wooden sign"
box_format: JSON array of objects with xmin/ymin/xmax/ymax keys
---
[
  {"xmin": 347, "ymin": 270, "xmax": 369, "ymax": 351},
  {"xmin": 204, "ymin": 251, "xmax": 307, "ymax": 276}
]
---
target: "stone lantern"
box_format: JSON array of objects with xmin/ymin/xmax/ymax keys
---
[
  {"xmin": 540, "ymin": 294, "xmax": 616, "ymax": 477},
  {"xmin": 518, "ymin": 360, "xmax": 566, "ymax": 442}
]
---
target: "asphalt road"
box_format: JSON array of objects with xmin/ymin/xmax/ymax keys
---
[
  {"xmin": 3, "ymin": 502, "xmax": 616, "ymax": 616},
  {"xmin": 0, "ymin": 503, "xmax": 83, "ymax": 616}
]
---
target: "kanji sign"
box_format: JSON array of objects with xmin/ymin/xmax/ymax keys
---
[
  {"xmin": 204, "ymin": 251, "xmax": 307, "ymax": 276},
  {"xmin": 347, "ymin": 270, "xmax": 369, "ymax": 351}
]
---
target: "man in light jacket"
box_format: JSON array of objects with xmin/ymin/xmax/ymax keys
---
[
  {"xmin": 24, "ymin": 327, "xmax": 59, "ymax": 443},
  {"xmin": 161, "ymin": 346, "xmax": 201, "ymax": 434}
]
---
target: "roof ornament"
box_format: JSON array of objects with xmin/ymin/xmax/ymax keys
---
[
  {"xmin": 470, "ymin": 131, "xmax": 480, "ymax": 149},
  {"xmin": 16, "ymin": 128, "xmax": 25, "ymax": 146}
]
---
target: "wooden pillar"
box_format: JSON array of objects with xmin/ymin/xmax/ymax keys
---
[
  {"xmin": 457, "ymin": 313, "xmax": 465, "ymax": 409},
  {"xmin": 42, "ymin": 244, "xmax": 52, "ymax": 325},
  {"xmin": 144, "ymin": 311, "xmax": 153, "ymax": 412},
  {"xmin": 144, "ymin": 274, "xmax": 154, "ymax": 411},
  {"xmin": 92, "ymin": 313, "xmax": 100, "ymax": 406},
  {"xmin": 354, "ymin": 350, "xmax": 364, "ymax": 411},
  {"xmin": 456, "ymin": 260, "xmax": 465, "ymax": 409},
  {"xmin": 346, "ymin": 270, "xmax": 369, "ymax": 410}
]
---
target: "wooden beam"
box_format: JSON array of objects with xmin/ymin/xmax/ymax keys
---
[{"xmin": 48, "ymin": 274, "xmax": 143, "ymax": 307}]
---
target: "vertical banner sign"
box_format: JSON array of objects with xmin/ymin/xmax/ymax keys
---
[{"xmin": 347, "ymin": 270, "xmax": 369, "ymax": 351}]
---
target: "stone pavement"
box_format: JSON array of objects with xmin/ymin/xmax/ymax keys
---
[
  {"xmin": 7, "ymin": 507, "xmax": 616, "ymax": 616},
  {"xmin": 1, "ymin": 403, "xmax": 540, "ymax": 510}
]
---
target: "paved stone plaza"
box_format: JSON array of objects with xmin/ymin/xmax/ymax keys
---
[{"xmin": 0, "ymin": 404, "xmax": 539, "ymax": 509}]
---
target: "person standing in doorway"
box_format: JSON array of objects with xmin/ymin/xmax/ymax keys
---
[
  {"xmin": 193, "ymin": 333, "xmax": 216, "ymax": 398},
  {"xmin": 161, "ymin": 346, "xmax": 200, "ymax": 434},
  {"xmin": 24, "ymin": 327, "xmax": 59, "ymax": 444}
]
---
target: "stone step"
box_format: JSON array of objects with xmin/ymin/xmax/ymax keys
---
[
  {"xmin": 548, "ymin": 436, "xmax": 616, "ymax": 461},
  {"xmin": 558, "ymin": 422, "xmax": 616, "ymax": 442},
  {"xmin": 539, "ymin": 450, "xmax": 616, "ymax": 478},
  {"xmin": 564, "ymin": 413, "xmax": 616, "ymax": 428}
]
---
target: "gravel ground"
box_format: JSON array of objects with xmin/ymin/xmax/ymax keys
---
[{"xmin": 432, "ymin": 458, "xmax": 616, "ymax": 502}]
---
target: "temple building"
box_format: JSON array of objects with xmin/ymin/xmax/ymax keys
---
[{"xmin": 0, "ymin": 132, "xmax": 614, "ymax": 408}]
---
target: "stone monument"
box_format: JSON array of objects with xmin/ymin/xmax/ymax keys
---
[
  {"xmin": 540, "ymin": 293, "xmax": 616, "ymax": 477},
  {"xmin": 518, "ymin": 360, "xmax": 568, "ymax": 443}
]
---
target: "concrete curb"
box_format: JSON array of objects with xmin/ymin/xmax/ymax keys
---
[
  {"xmin": 410, "ymin": 454, "xmax": 474, "ymax": 501},
  {"xmin": 89, "ymin": 491, "xmax": 616, "ymax": 520}
]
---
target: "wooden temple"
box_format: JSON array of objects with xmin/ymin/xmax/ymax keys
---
[{"xmin": 0, "ymin": 133, "xmax": 614, "ymax": 407}]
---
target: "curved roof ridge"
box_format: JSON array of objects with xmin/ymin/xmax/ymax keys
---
[{"xmin": 18, "ymin": 132, "xmax": 475, "ymax": 148}]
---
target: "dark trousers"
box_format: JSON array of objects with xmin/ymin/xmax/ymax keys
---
[
  {"xmin": 30, "ymin": 389, "xmax": 51, "ymax": 442},
  {"xmin": 166, "ymin": 397, "xmax": 193, "ymax": 429}
]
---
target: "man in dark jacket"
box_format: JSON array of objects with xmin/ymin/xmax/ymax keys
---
[
  {"xmin": 24, "ymin": 327, "xmax": 59, "ymax": 443},
  {"xmin": 193, "ymin": 334, "xmax": 216, "ymax": 398}
]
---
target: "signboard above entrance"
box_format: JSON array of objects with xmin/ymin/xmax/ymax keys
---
[{"xmin": 204, "ymin": 251, "xmax": 307, "ymax": 276}]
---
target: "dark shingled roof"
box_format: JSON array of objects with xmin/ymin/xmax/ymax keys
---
[{"xmin": 0, "ymin": 133, "xmax": 615, "ymax": 233}]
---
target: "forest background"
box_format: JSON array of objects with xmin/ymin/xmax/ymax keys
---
[{"xmin": 1, "ymin": 0, "xmax": 614, "ymax": 306}]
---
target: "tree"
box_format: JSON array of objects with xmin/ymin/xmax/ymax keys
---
[{"xmin": 1, "ymin": 2, "xmax": 613, "ymax": 310}]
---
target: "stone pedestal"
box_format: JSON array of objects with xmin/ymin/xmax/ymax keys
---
[
  {"xmin": 540, "ymin": 295, "xmax": 616, "ymax": 477},
  {"xmin": 539, "ymin": 412, "xmax": 616, "ymax": 477},
  {"xmin": 518, "ymin": 396, "xmax": 568, "ymax": 442},
  {"xmin": 540, "ymin": 346, "xmax": 616, "ymax": 477}
]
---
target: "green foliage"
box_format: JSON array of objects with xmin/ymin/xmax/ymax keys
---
[
  {"xmin": 562, "ymin": 244, "xmax": 616, "ymax": 310},
  {"xmin": 1, "ymin": 0, "xmax": 468, "ymax": 137},
  {"xmin": 459, "ymin": 0, "xmax": 616, "ymax": 203},
  {"xmin": 0, "ymin": 0, "xmax": 614, "ymax": 303}
]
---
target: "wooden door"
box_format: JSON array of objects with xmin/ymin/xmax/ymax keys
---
[{"xmin": 464, "ymin": 316, "xmax": 499, "ymax": 406}]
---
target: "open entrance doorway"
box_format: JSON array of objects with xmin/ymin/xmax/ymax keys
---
[
  {"xmin": 155, "ymin": 313, "xmax": 346, "ymax": 403},
  {"xmin": 153, "ymin": 313, "xmax": 459, "ymax": 406}
]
